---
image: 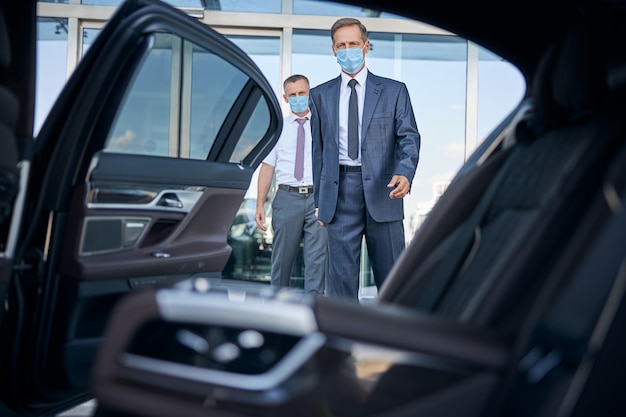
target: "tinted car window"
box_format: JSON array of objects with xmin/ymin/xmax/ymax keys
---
[
  {"xmin": 103, "ymin": 31, "xmax": 268, "ymax": 162},
  {"xmin": 229, "ymin": 99, "xmax": 271, "ymax": 163}
]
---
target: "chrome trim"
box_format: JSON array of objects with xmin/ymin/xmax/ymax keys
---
[
  {"xmin": 1, "ymin": 160, "xmax": 29, "ymax": 259},
  {"xmin": 121, "ymin": 332, "xmax": 326, "ymax": 391},
  {"xmin": 87, "ymin": 189, "xmax": 203, "ymax": 213},
  {"xmin": 156, "ymin": 289, "xmax": 318, "ymax": 335},
  {"xmin": 345, "ymin": 337, "xmax": 496, "ymax": 375},
  {"xmin": 604, "ymin": 183, "xmax": 622, "ymax": 213}
]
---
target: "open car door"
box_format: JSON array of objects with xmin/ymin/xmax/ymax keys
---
[{"xmin": 0, "ymin": 0, "xmax": 281, "ymax": 415}]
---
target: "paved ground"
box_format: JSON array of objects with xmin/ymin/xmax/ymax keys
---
[
  {"xmin": 56, "ymin": 400, "xmax": 96, "ymax": 417},
  {"xmin": 359, "ymin": 285, "xmax": 378, "ymax": 303}
]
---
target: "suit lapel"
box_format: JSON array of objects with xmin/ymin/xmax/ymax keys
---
[
  {"xmin": 326, "ymin": 76, "xmax": 341, "ymax": 145},
  {"xmin": 363, "ymin": 73, "xmax": 382, "ymax": 139}
]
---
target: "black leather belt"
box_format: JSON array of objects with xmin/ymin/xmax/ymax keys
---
[
  {"xmin": 339, "ymin": 165, "xmax": 362, "ymax": 172},
  {"xmin": 278, "ymin": 184, "xmax": 313, "ymax": 194}
]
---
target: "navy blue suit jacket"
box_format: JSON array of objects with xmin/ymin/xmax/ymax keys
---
[{"xmin": 310, "ymin": 71, "xmax": 421, "ymax": 223}]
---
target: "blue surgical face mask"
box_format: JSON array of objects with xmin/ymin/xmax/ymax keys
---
[
  {"xmin": 336, "ymin": 46, "xmax": 365, "ymax": 74},
  {"xmin": 288, "ymin": 95, "xmax": 309, "ymax": 114}
]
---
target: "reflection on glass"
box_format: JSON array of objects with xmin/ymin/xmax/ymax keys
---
[
  {"xmin": 477, "ymin": 47, "xmax": 525, "ymax": 142},
  {"xmin": 35, "ymin": 18, "xmax": 69, "ymax": 135},
  {"xmin": 202, "ymin": 0, "xmax": 281, "ymax": 13},
  {"xmin": 221, "ymin": 34, "xmax": 281, "ymax": 282},
  {"xmin": 293, "ymin": 0, "xmax": 408, "ymax": 18},
  {"xmin": 189, "ymin": 43, "xmax": 249, "ymax": 159},
  {"xmin": 226, "ymin": 35, "xmax": 281, "ymax": 98},
  {"xmin": 81, "ymin": 0, "xmax": 281, "ymax": 12},
  {"xmin": 223, "ymin": 197, "xmax": 271, "ymax": 283},
  {"xmin": 103, "ymin": 32, "xmax": 266, "ymax": 161},
  {"xmin": 105, "ymin": 33, "xmax": 174, "ymax": 156},
  {"xmin": 229, "ymin": 100, "xmax": 271, "ymax": 164},
  {"xmin": 82, "ymin": 28, "xmax": 102, "ymax": 56}
]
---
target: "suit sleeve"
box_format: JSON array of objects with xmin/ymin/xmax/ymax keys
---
[
  {"xmin": 309, "ymin": 92, "xmax": 323, "ymax": 208},
  {"xmin": 394, "ymin": 83, "xmax": 421, "ymax": 182}
]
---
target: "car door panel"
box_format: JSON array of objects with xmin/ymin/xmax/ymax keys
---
[
  {"xmin": 60, "ymin": 156, "xmax": 252, "ymax": 280},
  {"xmin": 61, "ymin": 185, "xmax": 243, "ymax": 279},
  {"xmin": 2, "ymin": 0, "xmax": 281, "ymax": 413}
]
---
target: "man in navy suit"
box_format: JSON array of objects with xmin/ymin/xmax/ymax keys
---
[{"xmin": 310, "ymin": 17, "xmax": 421, "ymax": 300}]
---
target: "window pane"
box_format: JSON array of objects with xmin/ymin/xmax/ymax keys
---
[
  {"xmin": 104, "ymin": 32, "xmax": 263, "ymax": 161},
  {"xmin": 82, "ymin": 28, "xmax": 102, "ymax": 55},
  {"xmin": 81, "ymin": 0, "xmax": 281, "ymax": 13},
  {"xmin": 199, "ymin": 0, "xmax": 281, "ymax": 13},
  {"xmin": 104, "ymin": 33, "xmax": 174, "ymax": 156},
  {"xmin": 226, "ymin": 35, "xmax": 281, "ymax": 98},
  {"xmin": 36, "ymin": 18, "xmax": 69, "ymax": 136},
  {"xmin": 477, "ymin": 47, "xmax": 525, "ymax": 141},
  {"xmin": 220, "ymin": 34, "xmax": 280, "ymax": 281},
  {"xmin": 293, "ymin": 0, "xmax": 408, "ymax": 18},
  {"xmin": 229, "ymin": 98, "xmax": 271, "ymax": 163},
  {"xmin": 80, "ymin": 0, "xmax": 123, "ymax": 5},
  {"xmin": 189, "ymin": 43, "xmax": 249, "ymax": 159}
]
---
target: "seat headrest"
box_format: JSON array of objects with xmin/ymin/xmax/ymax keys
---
[
  {"xmin": 530, "ymin": 21, "xmax": 613, "ymax": 130},
  {"xmin": 0, "ymin": 10, "xmax": 10, "ymax": 70}
]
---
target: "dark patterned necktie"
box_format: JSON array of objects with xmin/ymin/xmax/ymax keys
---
[{"xmin": 348, "ymin": 78, "xmax": 359, "ymax": 160}]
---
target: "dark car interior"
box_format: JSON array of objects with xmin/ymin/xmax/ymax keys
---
[
  {"xmin": 377, "ymin": 15, "xmax": 626, "ymax": 415},
  {"xmin": 0, "ymin": 10, "xmax": 20, "ymax": 253},
  {"xmin": 0, "ymin": 10, "xmax": 19, "ymax": 227},
  {"xmin": 380, "ymin": 17, "xmax": 626, "ymax": 332},
  {"xmin": 3, "ymin": 0, "xmax": 626, "ymax": 416},
  {"xmin": 92, "ymin": 9, "xmax": 626, "ymax": 417}
]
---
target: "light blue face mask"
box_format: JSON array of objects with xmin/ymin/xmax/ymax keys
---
[
  {"xmin": 336, "ymin": 46, "xmax": 365, "ymax": 74},
  {"xmin": 288, "ymin": 95, "xmax": 309, "ymax": 114}
]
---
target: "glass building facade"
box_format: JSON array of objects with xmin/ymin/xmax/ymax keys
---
[{"xmin": 35, "ymin": 0, "xmax": 525, "ymax": 293}]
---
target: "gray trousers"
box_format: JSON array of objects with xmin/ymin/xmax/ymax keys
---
[
  {"xmin": 270, "ymin": 189, "xmax": 327, "ymax": 293},
  {"xmin": 326, "ymin": 171, "xmax": 405, "ymax": 300}
]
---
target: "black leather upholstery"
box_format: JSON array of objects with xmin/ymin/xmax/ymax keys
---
[
  {"xmin": 381, "ymin": 19, "xmax": 626, "ymax": 340},
  {"xmin": 0, "ymin": 9, "xmax": 19, "ymax": 225}
]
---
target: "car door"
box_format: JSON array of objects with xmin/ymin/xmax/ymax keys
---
[{"xmin": 0, "ymin": 0, "xmax": 281, "ymax": 414}]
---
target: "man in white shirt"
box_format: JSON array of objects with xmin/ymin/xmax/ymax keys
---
[{"xmin": 255, "ymin": 75, "xmax": 327, "ymax": 294}]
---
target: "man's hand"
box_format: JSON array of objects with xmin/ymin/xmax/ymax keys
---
[
  {"xmin": 387, "ymin": 175, "xmax": 411, "ymax": 199},
  {"xmin": 255, "ymin": 206, "xmax": 267, "ymax": 231},
  {"xmin": 315, "ymin": 208, "xmax": 326, "ymax": 227}
]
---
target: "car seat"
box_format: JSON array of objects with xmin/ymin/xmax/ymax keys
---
[{"xmin": 379, "ymin": 17, "xmax": 626, "ymax": 341}]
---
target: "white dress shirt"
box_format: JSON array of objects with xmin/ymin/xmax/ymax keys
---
[
  {"xmin": 262, "ymin": 112, "xmax": 313, "ymax": 186},
  {"xmin": 339, "ymin": 68, "xmax": 367, "ymax": 166}
]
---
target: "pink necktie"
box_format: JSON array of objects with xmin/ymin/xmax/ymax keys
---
[{"xmin": 294, "ymin": 118, "xmax": 306, "ymax": 181}]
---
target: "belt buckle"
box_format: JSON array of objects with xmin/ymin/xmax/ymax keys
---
[{"xmin": 298, "ymin": 186, "xmax": 309, "ymax": 194}]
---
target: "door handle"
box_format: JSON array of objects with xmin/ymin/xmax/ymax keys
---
[{"xmin": 157, "ymin": 192, "xmax": 183, "ymax": 208}]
